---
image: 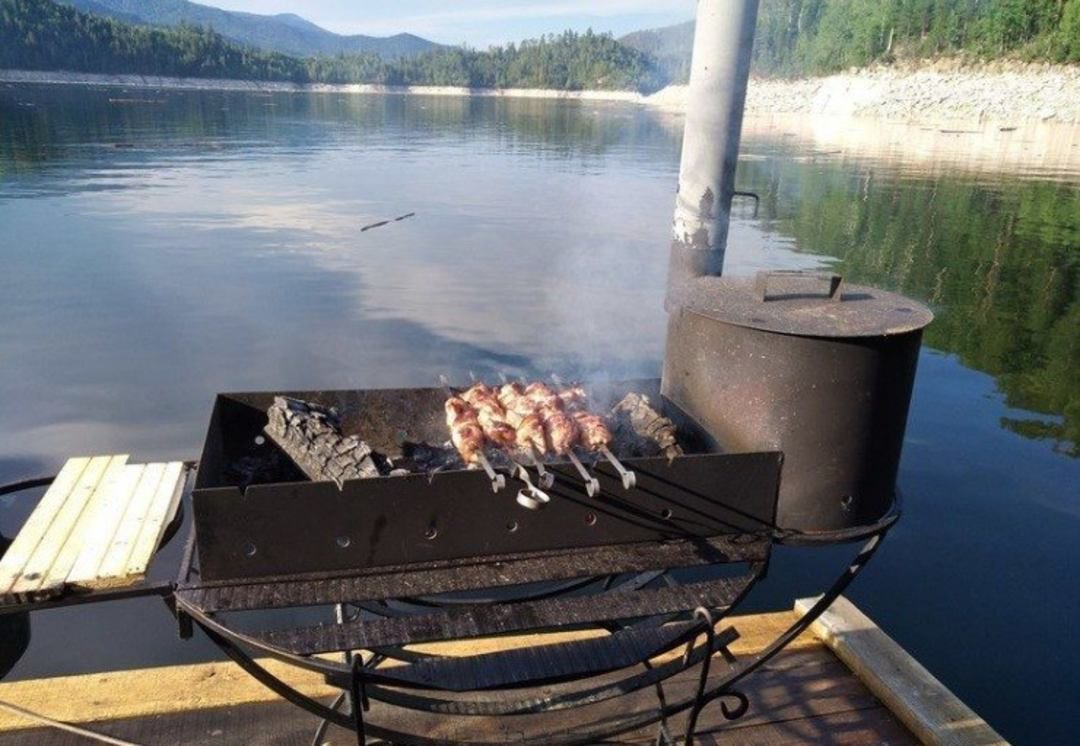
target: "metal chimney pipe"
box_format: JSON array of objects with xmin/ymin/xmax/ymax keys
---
[{"xmin": 667, "ymin": 0, "xmax": 759, "ymax": 300}]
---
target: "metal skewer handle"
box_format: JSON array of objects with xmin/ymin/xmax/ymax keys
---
[
  {"xmin": 567, "ymin": 451, "xmax": 600, "ymax": 497},
  {"xmin": 476, "ymin": 453, "xmax": 506, "ymax": 493},
  {"xmin": 600, "ymin": 446, "xmax": 637, "ymax": 490},
  {"xmin": 511, "ymin": 463, "xmax": 551, "ymax": 510},
  {"xmin": 526, "ymin": 448, "xmax": 555, "ymax": 489}
]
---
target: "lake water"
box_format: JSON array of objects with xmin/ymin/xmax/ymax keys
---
[{"xmin": 1, "ymin": 84, "xmax": 1077, "ymax": 744}]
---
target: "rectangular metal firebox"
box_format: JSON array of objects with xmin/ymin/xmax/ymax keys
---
[{"xmin": 192, "ymin": 380, "xmax": 781, "ymax": 582}]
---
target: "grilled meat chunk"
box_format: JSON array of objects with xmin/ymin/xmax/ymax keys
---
[
  {"xmin": 445, "ymin": 396, "xmax": 478, "ymax": 427},
  {"xmin": 515, "ymin": 413, "xmax": 549, "ymax": 454},
  {"xmin": 573, "ymin": 411, "xmax": 613, "ymax": 451},
  {"xmin": 450, "ymin": 421, "xmax": 485, "ymax": 464},
  {"xmin": 558, "ymin": 385, "xmax": 589, "ymax": 411},
  {"xmin": 542, "ymin": 410, "xmax": 579, "ymax": 455}
]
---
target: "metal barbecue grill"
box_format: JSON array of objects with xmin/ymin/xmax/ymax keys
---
[{"xmin": 151, "ymin": 378, "xmax": 896, "ymax": 745}]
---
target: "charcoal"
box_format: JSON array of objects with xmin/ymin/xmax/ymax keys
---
[{"xmin": 398, "ymin": 441, "xmax": 464, "ymax": 473}]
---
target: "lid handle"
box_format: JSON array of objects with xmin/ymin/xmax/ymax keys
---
[{"xmin": 755, "ymin": 270, "xmax": 844, "ymax": 302}]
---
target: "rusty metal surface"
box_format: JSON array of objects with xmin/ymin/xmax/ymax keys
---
[
  {"xmin": 177, "ymin": 534, "xmax": 768, "ymax": 612},
  {"xmin": 663, "ymin": 308, "xmax": 921, "ymax": 531},
  {"xmin": 676, "ymin": 274, "xmax": 934, "ymax": 338},
  {"xmin": 262, "ymin": 575, "xmax": 754, "ymax": 655}
]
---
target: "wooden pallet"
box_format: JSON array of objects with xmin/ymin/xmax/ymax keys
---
[{"xmin": 0, "ymin": 455, "xmax": 187, "ymax": 605}]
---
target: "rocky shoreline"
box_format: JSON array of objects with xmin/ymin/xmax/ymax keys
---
[
  {"xmin": 3, "ymin": 62, "xmax": 1079, "ymax": 124},
  {"xmin": 655, "ymin": 60, "xmax": 1080, "ymax": 124}
]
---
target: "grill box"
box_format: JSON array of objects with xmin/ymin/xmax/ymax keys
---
[{"xmin": 192, "ymin": 380, "xmax": 781, "ymax": 582}]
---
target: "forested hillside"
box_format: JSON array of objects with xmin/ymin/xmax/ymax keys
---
[
  {"xmin": 0, "ymin": 0, "xmax": 308, "ymax": 80},
  {"xmin": 3, "ymin": 0, "xmax": 1079, "ymax": 90},
  {"xmin": 0, "ymin": 1, "xmax": 665, "ymax": 91},
  {"xmin": 59, "ymin": 0, "xmax": 439, "ymax": 59},
  {"xmin": 309, "ymin": 31, "xmax": 665, "ymax": 90},
  {"xmin": 623, "ymin": 0, "xmax": 1080, "ymax": 80}
]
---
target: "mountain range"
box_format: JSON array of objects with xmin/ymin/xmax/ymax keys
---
[
  {"xmin": 58, "ymin": 0, "xmax": 439, "ymax": 59},
  {"xmin": 618, "ymin": 20, "xmax": 694, "ymax": 83}
]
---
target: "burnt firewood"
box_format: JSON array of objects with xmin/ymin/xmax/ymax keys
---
[
  {"xmin": 611, "ymin": 393, "xmax": 684, "ymax": 460},
  {"xmin": 265, "ymin": 397, "xmax": 381, "ymax": 488}
]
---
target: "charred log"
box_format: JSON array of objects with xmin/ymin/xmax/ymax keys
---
[
  {"xmin": 265, "ymin": 397, "xmax": 381, "ymax": 488},
  {"xmin": 611, "ymin": 393, "xmax": 685, "ymax": 460}
]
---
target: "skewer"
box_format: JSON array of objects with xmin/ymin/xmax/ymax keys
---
[
  {"xmin": 566, "ymin": 450, "xmax": 600, "ymax": 497},
  {"xmin": 599, "ymin": 445, "xmax": 637, "ymax": 490},
  {"xmin": 524, "ymin": 448, "xmax": 555, "ymax": 489},
  {"xmin": 513, "ymin": 464, "xmax": 551, "ymax": 510},
  {"xmin": 476, "ymin": 452, "xmax": 506, "ymax": 493},
  {"xmin": 440, "ymin": 376, "xmax": 506, "ymax": 493}
]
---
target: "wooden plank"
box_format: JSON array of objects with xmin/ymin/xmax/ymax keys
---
[
  {"xmin": 0, "ymin": 457, "xmax": 90, "ymax": 598},
  {"xmin": 66, "ymin": 464, "xmax": 146, "ymax": 588},
  {"xmin": 704, "ymin": 706, "xmax": 918, "ymax": 745},
  {"xmin": 7, "ymin": 456, "xmax": 125, "ymax": 602},
  {"xmin": 122, "ymin": 461, "xmax": 185, "ymax": 581},
  {"xmin": 796, "ymin": 595, "xmax": 1009, "ymax": 746},
  {"xmin": 93, "ymin": 463, "xmax": 167, "ymax": 586},
  {"xmin": 0, "ymin": 641, "xmax": 865, "ymax": 735},
  {"xmin": 32, "ymin": 456, "xmax": 130, "ymax": 598}
]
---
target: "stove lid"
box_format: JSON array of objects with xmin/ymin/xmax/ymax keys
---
[{"xmin": 674, "ymin": 270, "xmax": 934, "ymax": 338}]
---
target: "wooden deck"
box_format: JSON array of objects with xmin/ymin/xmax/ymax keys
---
[
  {"xmin": 0, "ymin": 456, "xmax": 186, "ymax": 605},
  {"xmin": 0, "ymin": 597, "xmax": 1007, "ymax": 745}
]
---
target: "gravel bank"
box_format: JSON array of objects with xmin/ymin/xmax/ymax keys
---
[
  {"xmin": 0, "ymin": 69, "xmax": 643, "ymax": 103},
  {"xmin": 650, "ymin": 61, "xmax": 1080, "ymax": 124}
]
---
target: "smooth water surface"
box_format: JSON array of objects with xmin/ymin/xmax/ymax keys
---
[{"xmin": 0, "ymin": 85, "xmax": 1077, "ymax": 744}]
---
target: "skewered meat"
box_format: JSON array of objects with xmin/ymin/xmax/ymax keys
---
[
  {"xmin": 524, "ymin": 381, "xmax": 563, "ymax": 413},
  {"xmin": 525, "ymin": 382, "xmax": 556, "ymax": 403},
  {"xmin": 559, "ymin": 385, "xmax": 589, "ymax": 411},
  {"xmin": 515, "ymin": 413, "xmax": 549, "ymax": 454},
  {"xmin": 497, "ymin": 382, "xmax": 525, "ymax": 409},
  {"xmin": 477, "ymin": 409, "xmax": 517, "ymax": 449},
  {"xmin": 472, "ymin": 395, "xmax": 505, "ymax": 419},
  {"xmin": 445, "ymin": 396, "xmax": 488, "ymax": 463},
  {"xmin": 542, "ymin": 410, "xmax": 579, "ymax": 455},
  {"xmin": 573, "ymin": 411, "xmax": 612, "ymax": 451},
  {"xmin": 451, "ymin": 421, "xmax": 485, "ymax": 464},
  {"xmin": 506, "ymin": 396, "xmax": 539, "ymax": 420},
  {"xmin": 496, "ymin": 383, "xmax": 539, "ymax": 426},
  {"xmin": 462, "ymin": 383, "xmax": 496, "ymax": 406},
  {"xmin": 445, "ymin": 396, "xmax": 478, "ymax": 427}
]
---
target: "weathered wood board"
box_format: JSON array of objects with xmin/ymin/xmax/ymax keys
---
[
  {"xmin": 0, "ymin": 456, "xmax": 187, "ymax": 605},
  {"xmin": 796, "ymin": 595, "xmax": 1009, "ymax": 746}
]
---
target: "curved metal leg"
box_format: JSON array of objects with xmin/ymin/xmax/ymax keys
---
[
  {"xmin": 310, "ymin": 693, "xmax": 346, "ymax": 746},
  {"xmin": 178, "ymin": 527, "xmax": 891, "ymax": 746}
]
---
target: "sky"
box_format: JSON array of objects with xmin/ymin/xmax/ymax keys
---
[{"xmin": 208, "ymin": 1, "xmax": 697, "ymax": 47}]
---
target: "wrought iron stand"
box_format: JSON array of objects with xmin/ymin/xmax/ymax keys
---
[{"xmin": 170, "ymin": 511, "xmax": 898, "ymax": 745}]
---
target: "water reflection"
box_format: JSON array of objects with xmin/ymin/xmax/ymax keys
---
[{"xmin": 731, "ymin": 137, "xmax": 1079, "ymax": 456}]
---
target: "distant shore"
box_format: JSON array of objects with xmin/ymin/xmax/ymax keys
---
[{"xmin": 3, "ymin": 62, "xmax": 1079, "ymax": 124}]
